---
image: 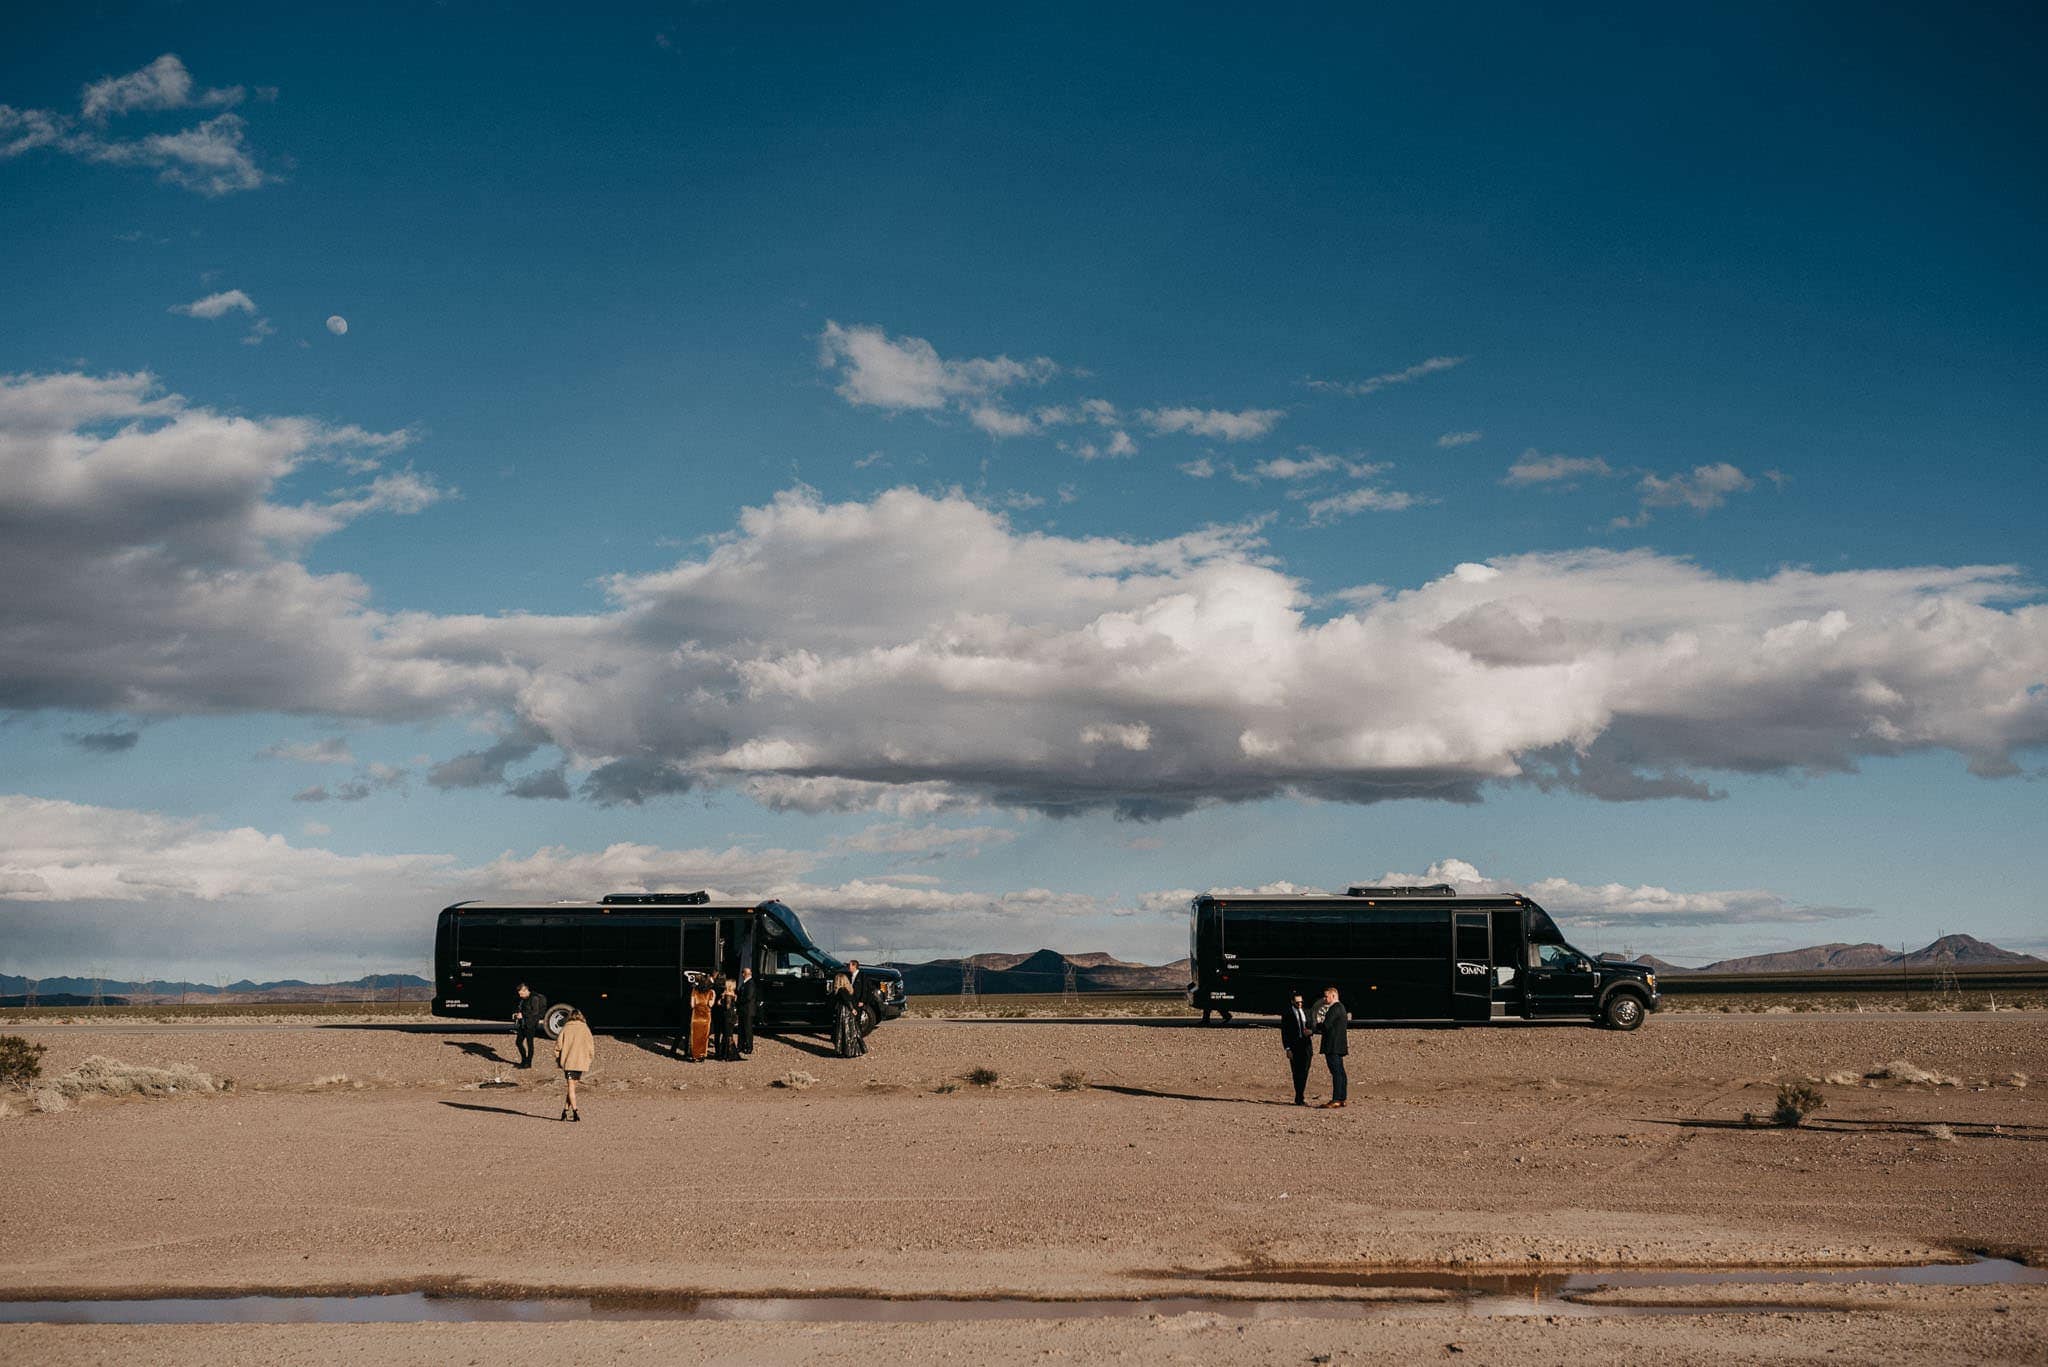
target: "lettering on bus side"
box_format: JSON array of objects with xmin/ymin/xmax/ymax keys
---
[{"xmin": 1455, "ymin": 962, "xmax": 1488, "ymax": 976}]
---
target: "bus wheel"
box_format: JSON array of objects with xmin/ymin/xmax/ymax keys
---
[
  {"xmin": 1601, "ymin": 993, "xmax": 1645, "ymax": 1031},
  {"xmin": 542, "ymin": 1004, "xmax": 572, "ymax": 1040},
  {"xmin": 857, "ymin": 1002, "xmax": 878, "ymax": 1036}
]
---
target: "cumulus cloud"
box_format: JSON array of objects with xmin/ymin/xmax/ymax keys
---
[
  {"xmin": 1505, "ymin": 451, "xmax": 1618, "ymax": 485},
  {"xmin": 9, "ymin": 377, "xmax": 2047, "ymax": 815},
  {"xmin": 1305, "ymin": 355, "xmax": 1467, "ymax": 397},
  {"xmin": 171, "ymin": 289, "xmax": 257, "ymax": 319},
  {"xmin": 3, "ymin": 58, "xmax": 273, "ymax": 196},
  {"xmin": 1437, "ymin": 430, "xmax": 1483, "ymax": 448},
  {"xmin": 0, "ymin": 371, "xmax": 484, "ymax": 726},
  {"xmin": 1139, "ymin": 406, "xmax": 1283, "ymax": 441}
]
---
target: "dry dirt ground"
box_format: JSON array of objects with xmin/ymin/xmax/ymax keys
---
[{"xmin": 2, "ymin": 1012, "xmax": 2043, "ymax": 1364}]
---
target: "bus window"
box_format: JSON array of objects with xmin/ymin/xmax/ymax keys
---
[
  {"xmin": 682, "ymin": 922, "xmax": 716, "ymax": 972},
  {"xmin": 770, "ymin": 944, "xmax": 823, "ymax": 977}
]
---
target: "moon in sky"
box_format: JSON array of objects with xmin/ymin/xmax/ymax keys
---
[{"xmin": 325, "ymin": 315, "xmax": 348, "ymax": 335}]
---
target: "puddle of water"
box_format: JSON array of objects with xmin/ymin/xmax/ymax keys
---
[
  {"xmin": 3, "ymin": 1260, "xmax": 2038, "ymax": 1325},
  {"xmin": 1204, "ymin": 1256, "xmax": 2048, "ymax": 1299}
]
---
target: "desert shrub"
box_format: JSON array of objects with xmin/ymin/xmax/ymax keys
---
[
  {"xmin": 772, "ymin": 1070, "xmax": 817, "ymax": 1090},
  {"xmin": 1771, "ymin": 1082, "xmax": 1825, "ymax": 1127},
  {"xmin": 29, "ymin": 1055, "xmax": 226, "ymax": 1113},
  {"xmin": 1054, "ymin": 1069, "xmax": 1087, "ymax": 1092},
  {"xmin": 1920, "ymin": 1123, "xmax": 1957, "ymax": 1142},
  {"xmin": 0, "ymin": 1035, "xmax": 47, "ymax": 1087},
  {"xmin": 933, "ymin": 1081, "xmax": 958, "ymax": 1094},
  {"xmin": 965, "ymin": 1065, "xmax": 1000, "ymax": 1088},
  {"xmin": 1870, "ymin": 1059, "xmax": 1960, "ymax": 1087}
]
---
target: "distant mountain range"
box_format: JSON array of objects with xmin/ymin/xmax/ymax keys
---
[
  {"xmin": 0, "ymin": 972, "xmax": 431, "ymax": 1006},
  {"xmin": 5, "ymin": 933, "xmax": 2037, "ymax": 1008},
  {"xmin": 881, "ymin": 948, "xmax": 1191, "ymax": 995},
  {"xmin": 1628, "ymin": 934, "xmax": 2042, "ymax": 975}
]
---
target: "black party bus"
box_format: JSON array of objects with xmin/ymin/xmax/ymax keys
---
[
  {"xmin": 1187, "ymin": 883, "xmax": 1657, "ymax": 1029},
  {"xmin": 433, "ymin": 892, "xmax": 905, "ymax": 1037}
]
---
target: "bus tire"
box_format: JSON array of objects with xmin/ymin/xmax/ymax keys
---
[
  {"xmin": 542, "ymin": 1004, "xmax": 573, "ymax": 1040},
  {"xmin": 1600, "ymin": 992, "xmax": 1646, "ymax": 1031},
  {"xmin": 857, "ymin": 1002, "xmax": 878, "ymax": 1036}
]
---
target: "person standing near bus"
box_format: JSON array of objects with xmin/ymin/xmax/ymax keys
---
[
  {"xmin": 736, "ymin": 966, "xmax": 757, "ymax": 1056},
  {"xmin": 1315, "ymin": 985, "xmax": 1349, "ymax": 1110},
  {"xmin": 1279, "ymin": 989, "xmax": 1315, "ymax": 1106},
  {"xmin": 555, "ymin": 1007, "xmax": 594, "ymax": 1122},
  {"xmin": 511, "ymin": 982, "xmax": 548, "ymax": 1069}
]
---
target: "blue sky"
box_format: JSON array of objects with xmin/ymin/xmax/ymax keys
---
[{"xmin": 2, "ymin": 3, "xmax": 2043, "ymax": 977}]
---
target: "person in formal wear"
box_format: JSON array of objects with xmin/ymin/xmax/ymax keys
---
[
  {"xmin": 712, "ymin": 975, "xmax": 742, "ymax": 1061},
  {"xmin": 1314, "ymin": 985, "xmax": 1349, "ymax": 1109},
  {"xmin": 554, "ymin": 1006, "xmax": 593, "ymax": 1122},
  {"xmin": 736, "ymin": 966, "xmax": 757, "ymax": 1056},
  {"xmin": 830, "ymin": 970, "xmax": 865, "ymax": 1058},
  {"xmin": 511, "ymin": 982, "xmax": 548, "ymax": 1069},
  {"xmin": 1278, "ymin": 989, "xmax": 1315, "ymax": 1106}
]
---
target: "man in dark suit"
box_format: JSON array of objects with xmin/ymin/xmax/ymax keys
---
[
  {"xmin": 736, "ymin": 966, "xmax": 757, "ymax": 1056},
  {"xmin": 511, "ymin": 982, "xmax": 548, "ymax": 1069},
  {"xmin": 1314, "ymin": 985, "xmax": 1349, "ymax": 1109},
  {"xmin": 1278, "ymin": 989, "xmax": 1315, "ymax": 1106}
]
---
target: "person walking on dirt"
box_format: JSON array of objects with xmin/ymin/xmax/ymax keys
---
[
  {"xmin": 1279, "ymin": 989, "xmax": 1315, "ymax": 1106},
  {"xmin": 1314, "ymin": 985, "xmax": 1349, "ymax": 1109},
  {"xmin": 511, "ymin": 982, "xmax": 548, "ymax": 1069},
  {"xmin": 555, "ymin": 1007, "xmax": 594, "ymax": 1121}
]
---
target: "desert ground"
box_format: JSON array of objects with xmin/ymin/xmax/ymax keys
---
[{"xmin": 2, "ymin": 1009, "xmax": 2043, "ymax": 1364}]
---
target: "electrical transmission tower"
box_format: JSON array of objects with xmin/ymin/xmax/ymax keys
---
[
  {"xmin": 88, "ymin": 966, "xmax": 105, "ymax": 1009},
  {"xmin": 24, "ymin": 978, "xmax": 37, "ymax": 1008},
  {"xmin": 1062, "ymin": 960, "xmax": 1078, "ymax": 1005},
  {"xmin": 959, "ymin": 960, "xmax": 979, "ymax": 1007}
]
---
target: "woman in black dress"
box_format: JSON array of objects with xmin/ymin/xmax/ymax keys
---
[
  {"xmin": 712, "ymin": 975, "xmax": 742, "ymax": 1061},
  {"xmin": 830, "ymin": 970, "xmax": 866, "ymax": 1058}
]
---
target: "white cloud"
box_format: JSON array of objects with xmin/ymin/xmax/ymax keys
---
[
  {"xmin": 828, "ymin": 822, "xmax": 1018, "ymax": 858},
  {"xmin": 1065, "ymin": 429, "xmax": 1138, "ymax": 461},
  {"xmin": 0, "ymin": 57, "xmax": 272, "ymax": 195},
  {"xmin": 1179, "ymin": 457, "xmax": 1216, "ymax": 479},
  {"xmin": 1375, "ymin": 859, "xmax": 1869, "ymax": 929},
  {"xmin": 1505, "ymin": 451, "xmax": 1618, "ymax": 485},
  {"xmin": 171, "ymin": 288, "xmax": 257, "ymax": 319},
  {"xmin": 10, "ymin": 375, "xmax": 2048, "ymax": 817},
  {"xmin": 259, "ymin": 737, "xmax": 356, "ymax": 765},
  {"xmin": 1139, "ymin": 406, "xmax": 1284, "ymax": 441},
  {"xmin": 969, "ymin": 405, "xmax": 1040, "ymax": 438},
  {"xmin": 1436, "ymin": 430, "xmax": 1483, "ymax": 448},
  {"xmin": 1305, "ymin": 355, "xmax": 1467, "ymax": 397},
  {"xmin": 1253, "ymin": 453, "xmax": 1341, "ymax": 480},
  {"xmin": 1637, "ymin": 462, "xmax": 1754, "ymax": 513},
  {"xmin": 818, "ymin": 321, "xmax": 1056, "ymax": 413},
  {"xmin": 81, "ymin": 55, "xmax": 242, "ymax": 122},
  {"xmin": 1302, "ymin": 486, "xmax": 1421, "ymax": 523}
]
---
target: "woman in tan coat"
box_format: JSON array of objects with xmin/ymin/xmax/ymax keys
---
[{"xmin": 554, "ymin": 1007, "xmax": 594, "ymax": 1122}]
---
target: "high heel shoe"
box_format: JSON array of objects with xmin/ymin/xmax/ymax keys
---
[{"xmin": 559, "ymin": 1107, "xmax": 570, "ymax": 1121}]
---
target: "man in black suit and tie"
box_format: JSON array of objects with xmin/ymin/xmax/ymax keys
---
[
  {"xmin": 1278, "ymin": 989, "xmax": 1315, "ymax": 1106},
  {"xmin": 736, "ymin": 966, "xmax": 758, "ymax": 1056},
  {"xmin": 1314, "ymin": 985, "xmax": 1349, "ymax": 1109}
]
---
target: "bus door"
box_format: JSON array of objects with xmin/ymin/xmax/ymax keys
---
[
  {"xmin": 1489, "ymin": 909, "xmax": 1524, "ymax": 1017},
  {"xmin": 1451, "ymin": 912, "xmax": 1492, "ymax": 1021}
]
